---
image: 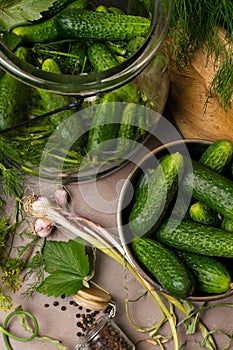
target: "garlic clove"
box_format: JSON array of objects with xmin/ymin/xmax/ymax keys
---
[
  {"xmin": 54, "ymin": 187, "xmax": 69, "ymax": 208},
  {"xmin": 34, "ymin": 217, "xmax": 54, "ymax": 238}
]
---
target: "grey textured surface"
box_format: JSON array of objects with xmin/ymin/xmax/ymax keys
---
[{"xmin": 0, "ymin": 136, "xmax": 233, "ymax": 350}]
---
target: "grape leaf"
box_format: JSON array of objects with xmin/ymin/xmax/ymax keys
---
[
  {"xmin": 0, "ymin": 0, "xmax": 57, "ymax": 31},
  {"xmin": 37, "ymin": 272, "xmax": 85, "ymax": 297},
  {"xmin": 37, "ymin": 239, "xmax": 90, "ymax": 297}
]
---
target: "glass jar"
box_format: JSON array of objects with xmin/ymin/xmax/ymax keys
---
[
  {"xmin": 75, "ymin": 315, "xmax": 135, "ymax": 350},
  {"xmin": 0, "ymin": 0, "xmax": 172, "ymax": 181}
]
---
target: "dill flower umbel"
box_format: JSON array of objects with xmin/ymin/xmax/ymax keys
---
[
  {"xmin": 1, "ymin": 258, "xmax": 26, "ymax": 293},
  {"xmin": 0, "ymin": 287, "xmax": 13, "ymax": 312}
]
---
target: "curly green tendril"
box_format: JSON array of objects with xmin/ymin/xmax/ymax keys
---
[{"xmin": 0, "ymin": 310, "xmax": 39, "ymax": 350}]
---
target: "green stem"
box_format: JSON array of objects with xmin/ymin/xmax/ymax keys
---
[
  {"xmin": 106, "ymin": 248, "xmax": 180, "ymax": 349},
  {"xmin": 16, "ymin": 236, "xmax": 39, "ymax": 260},
  {"xmin": 0, "ymin": 310, "xmax": 39, "ymax": 350},
  {"xmin": 163, "ymin": 293, "xmax": 217, "ymax": 350},
  {"xmin": 6, "ymin": 201, "xmax": 20, "ymax": 258}
]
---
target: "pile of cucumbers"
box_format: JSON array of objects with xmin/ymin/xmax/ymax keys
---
[
  {"xmin": 6, "ymin": 0, "xmax": 151, "ymax": 73},
  {"xmin": 0, "ymin": 0, "xmax": 156, "ymax": 176},
  {"xmin": 129, "ymin": 139, "xmax": 233, "ymax": 298}
]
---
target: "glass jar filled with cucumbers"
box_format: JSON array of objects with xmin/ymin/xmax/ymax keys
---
[{"xmin": 0, "ymin": 0, "xmax": 171, "ymax": 181}]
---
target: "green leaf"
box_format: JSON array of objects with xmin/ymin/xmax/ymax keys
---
[
  {"xmin": 37, "ymin": 272, "xmax": 84, "ymax": 297},
  {"xmin": 0, "ymin": 0, "xmax": 57, "ymax": 31},
  {"xmin": 37, "ymin": 239, "xmax": 90, "ymax": 297},
  {"xmin": 43, "ymin": 239, "xmax": 89, "ymax": 276}
]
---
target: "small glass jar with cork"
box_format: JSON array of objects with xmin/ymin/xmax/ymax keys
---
[{"xmin": 73, "ymin": 286, "xmax": 135, "ymax": 350}]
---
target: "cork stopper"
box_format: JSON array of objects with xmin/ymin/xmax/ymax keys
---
[{"xmin": 73, "ymin": 286, "xmax": 111, "ymax": 311}]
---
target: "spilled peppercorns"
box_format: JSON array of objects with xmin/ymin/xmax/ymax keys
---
[{"xmin": 43, "ymin": 296, "xmax": 101, "ymax": 337}]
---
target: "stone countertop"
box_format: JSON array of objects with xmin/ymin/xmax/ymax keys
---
[{"xmin": 0, "ymin": 123, "xmax": 233, "ymax": 350}]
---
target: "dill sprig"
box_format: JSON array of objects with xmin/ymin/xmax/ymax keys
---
[
  {"xmin": 0, "ymin": 137, "xmax": 24, "ymax": 199},
  {"xmin": 32, "ymin": 39, "xmax": 88, "ymax": 74},
  {"xmin": 0, "ymin": 163, "xmax": 23, "ymax": 199},
  {"xmin": 0, "ymin": 145, "xmax": 44, "ymax": 309},
  {"xmin": 0, "ymin": 208, "xmax": 43, "ymax": 309},
  {"xmin": 17, "ymin": 237, "xmax": 47, "ymax": 299},
  {"xmin": 209, "ymin": 54, "xmax": 233, "ymax": 110},
  {"xmin": 167, "ymin": 0, "xmax": 233, "ymax": 110},
  {"xmin": 22, "ymin": 250, "xmax": 46, "ymax": 298},
  {"xmin": 0, "ymin": 216, "xmax": 11, "ymax": 249}
]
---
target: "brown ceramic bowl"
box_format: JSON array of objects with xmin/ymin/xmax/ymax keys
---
[{"xmin": 117, "ymin": 139, "xmax": 233, "ymax": 301}]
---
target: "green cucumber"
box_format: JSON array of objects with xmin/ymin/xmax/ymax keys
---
[
  {"xmin": 116, "ymin": 103, "xmax": 156, "ymax": 155},
  {"xmin": 13, "ymin": 16, "xmax": 59, "ymax": 43},
  {"xmin": 55, "ymin": 10, "xmax": 150, "ymax": 41},
  {"xmin": 131, "ymin": 238, "xmax": 194, "ymax": 298},
  {"xmin": 116, "ymin": 103, "xmax": 138, "ymax": 151},
  {"xmin": 12, "ymin": 0, "xmax": 88, "ymax": 43},
  {"xmin": 189, "ymin": 201, "xmax": 220, "ymax": 227},
  {"xmin": 221, "ymin": 217, "xmax": 233, "ymax": 233},
  {"xmin": 116, "ymin": 103, "xmax": 146, "ymax": 155},
  {"xmin": 134, "ymin": 167, "xmax": 154, "ymax": 197},
  {"xmin": 182, "ymin": 160, "xmax": 233, "ymax": 220},
  {"xmin": 126, "ymin": 36, "xmax": 145, "ymax": 56},
  {"xmin": 155, "ymin": 219, "xmax": 233, "ymax": 258},
  {"xmin": 190, "ymin": 140, "xmax": 233, "ymax": 225},
  {"xmin": 87, "ymin": 41, "xmax": 141, "ymax": 103},
  {"xmin": 0, "ymin": 47, "xmax": 31, "ymax": 130},
  {"xmin": 87, "ymin": 92, "xmax": 121, "ymax": 155},
  {"xmin": 87, "ymin": 42, "xmax": 118, "ymax": 72},
  {"xmin": 199, "ymin": 139, "xmax": 233, "ymax": 173},
  {"xmin": 129, "ymin": 153, "xmax": 184, "ymax": 237},
  {"xmin": 38, "ymin": 58, "xmax": 73, "ymax": 127},
  {"xmin": 38, "ymin": 58, "xmax": 84, "ymax": 146},
  {"xmin": 115, "ymin": 82, "xmax": 141, "ymax": 104},
  {"xmin": 95, "ymin": 5, "xmax": 109, "ymax": 14},
  {"xmin": 175, "ymin": 250, "xmax": 232, "ymax": 294}
]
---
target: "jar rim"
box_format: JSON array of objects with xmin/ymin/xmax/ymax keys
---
[{"xmin": 0, "ymin": 0, "xmax": 172, "ymax": 96}]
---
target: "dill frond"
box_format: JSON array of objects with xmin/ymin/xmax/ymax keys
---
[
  {"xmin": 22, "ymin": 247, "xmax": 46, "ymax": 298},
  {"xmin": 167, "ymin": 0, "xmax": 233, "ymax": 109}
]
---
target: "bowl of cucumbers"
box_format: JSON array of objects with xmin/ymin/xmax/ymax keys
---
[
  {"xmin": 0, "ymin": 0, "xmax": 172, "ymax": 181},
  {"xmin": 117, "ymin": 138, "xmax": 233, "ymax": 301}
]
